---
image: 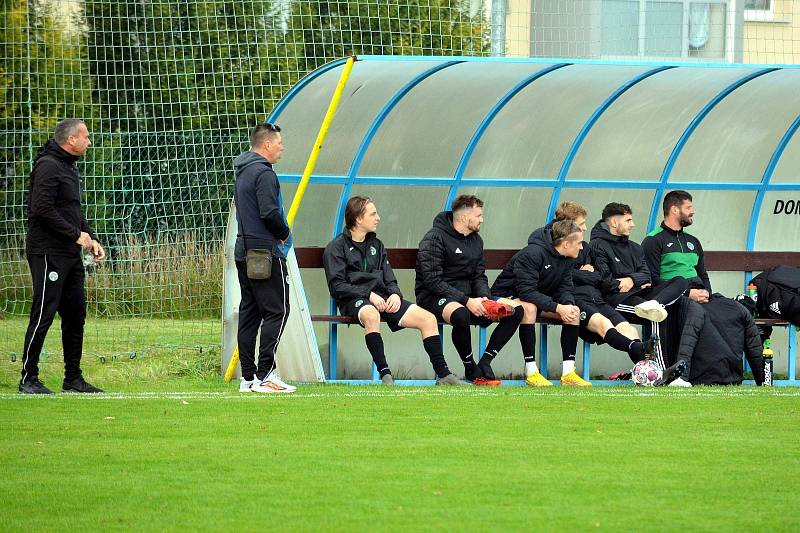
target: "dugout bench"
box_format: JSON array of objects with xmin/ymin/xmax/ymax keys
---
[{"xmin": 295, "ymin": 247, "xmax": 799, "ymax": 386}]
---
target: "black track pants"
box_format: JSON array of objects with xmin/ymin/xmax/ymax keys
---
[
  {"xmin": 22, "ymin": 253, "xmax": 86, "ymax": 383},
  {"xmin": 235, "ymin": 258, "xmax": 290, "ymax": 380}
]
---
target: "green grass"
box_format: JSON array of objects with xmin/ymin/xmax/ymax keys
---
[{"xmin": 1, "ymin": 382, "xmax": 799, "ymax": 532}]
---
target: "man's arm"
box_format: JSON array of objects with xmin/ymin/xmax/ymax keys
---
[
  {"xmin": 29, "ymin": 160, "xmax": 82, "ymax": 242},
  {"xmin": 630, "ymin": 244, "xmax": 651, "ymax": 288},
  {"xmin": 255, "ymin": 171, "xmax": 291, "ymax": 241},
  {"xmin": 380, "ymin": 246, "xmax": 403, "ymax": 299},
  {"xmin": 323, "ymin": 241, "xmax": 370, "ymax": 302},
  {"xmin": 514, "ymin": 252, "xmax": 558, "ymax": 312},
  {"xmin": 641, "ymin": 235, "xmax": 663, "ymax": 283},
  {"xmin": 695, "ymin": 241, "xmax": 712, "ymax": 293},
  {"xmin": 470, "ymin": 245, "xmax": 491, "ymax": 297},
  {"xmin": 417, "ymin": 233, "xmax": 469, "ymax": 304}
]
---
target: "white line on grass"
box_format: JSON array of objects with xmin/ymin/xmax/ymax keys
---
[{"xmin": 1, "ymin": 387, "xmax": 799, "ymax": 400}]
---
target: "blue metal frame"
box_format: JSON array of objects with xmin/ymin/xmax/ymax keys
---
[
  {"xmin": 646, "ymin": 68, "xmax": 780, "ymax": 232},
  {"xmin": 271, "ymin": 56, "xmax": 798, "ymax": 384}
]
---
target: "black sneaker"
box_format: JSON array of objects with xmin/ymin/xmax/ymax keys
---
[
  {"xmin": 477, "ymin": 359, "xmax": 497, "ymax": 381},
  {"xmin": 464, "ymin": 365, "xmax": 483, "ymax": 382},
  {"xmin": 654, "ymin": 360, "xmax": 687, "ymax": 387},
  {"xmin": 19, "ymin": 378, "xmax": 54, "ymax": 395},
  {"xmin": 62, "ymin": 377, "xmax": 104, "ymax": 393}
]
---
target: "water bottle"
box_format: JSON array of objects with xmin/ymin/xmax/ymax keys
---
[
  {"xmin": 747, "ymin": 283, "xmax": 757, "ymax": 302},
  {"xmin": 762, "ymin": 338, "xmax": 773, "ymax": 387}
]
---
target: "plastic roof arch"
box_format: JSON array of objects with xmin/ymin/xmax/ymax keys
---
[{"xmin": 267, "ymin": 56, "xmax": 800, "ymax": 255}]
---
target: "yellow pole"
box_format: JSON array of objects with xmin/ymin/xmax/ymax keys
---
[
  {"xmin": 225, "ymin": 56, "xmax": 357, "ymax": 382},
  {"xmin": 286, "ymin": 55, "xmax": 357, "ymax": 227}
]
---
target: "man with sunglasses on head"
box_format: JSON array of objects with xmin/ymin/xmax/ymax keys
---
[{"xmin": 234, "ymin": 123, "xmax": 296, "ymax": 393}]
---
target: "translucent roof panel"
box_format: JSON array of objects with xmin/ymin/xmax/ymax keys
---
[
  {"xmin": 772, "ymin": 123, "xmax": 800, "ymax": 183},
  {"xmin": 568, "ymin": 67, "xmax": 756, "ymax": 181},
  {"xmin": 671, "ymin": 69, "xmax": 800, "ymax": 183},
  {"xmin": 753, "ymin": 192, "xmax": 800, "ymax": 251},
  {"xmin": 346, "ymin": 185, "xmax": 448, "ymax": 248},
  {"xmin": 276, "ymin": 60, "xmax": 445, "ymax": 177},
  {"xmin": 358, "ymin": 62, "xmax": 549, "ymax": 178},
  {"xmin": 454, "ymin": 186, "xmax": 553, "ymax": 248},
  {"xmin": 464, "ymin": 64, "xmax": 650, "ymax": 180},
  {"xmin": 280, "ymin": 184, "xmax": 342, "ymax": 247},
  {"xmin": 559, "ymin": 188, "xmax": 656, "ymax": 243}
]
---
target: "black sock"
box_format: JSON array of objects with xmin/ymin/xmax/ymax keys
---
[
  {"xmin": 604, "ymin": 329, "xmax": 643, "ymax": 363},
  {"xmin": 484, "ymin": 306, "xmax": 524, "ymax": 358},
  {"xmin": 560, "ymin": 325, "xmax": 579, "ymax": 360},
  {"xmin": 365, "ymin": 332, "xmax": 391, "ymax": 377},
  {"xmin": 519, "ymin": 324, "xmax": 536, "ymax": 363},
  {"xmin": 423, "ymin": 335, "xmax": 450, "ymax": 378},
  {"xmin": 449, "ymin": 307, "xmax": 475, "ymax": 370}
]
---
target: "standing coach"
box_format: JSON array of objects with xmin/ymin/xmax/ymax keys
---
[{"xmin": 21, "ymin": 119, "xmax": 106, "ymax": 394}]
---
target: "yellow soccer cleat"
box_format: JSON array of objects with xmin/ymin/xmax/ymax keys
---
[
  {"xmin": 526, "ymin": 372, "xmax": 554, "ymax": 387},
  {"xmin": 560, "ymin": 370, "xmax": 592, "ymax": 387}
]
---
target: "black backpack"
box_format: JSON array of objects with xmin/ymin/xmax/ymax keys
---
[{"xmin": 751, "ymin": 265, "xmax": 800, "ymax": 327}]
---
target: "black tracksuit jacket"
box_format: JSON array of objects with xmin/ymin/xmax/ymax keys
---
[
  {"xmin": 233, "ymin": 151, "xmax": 291, "ymax": 261},
  {"xmin": 589, "ymin": 221, "xmax": 652, "ymax": 306},
  {"xmin": 323, "ymin": 230, "xmax": 402, "ymax": 312},
  {"xmin": 490, "ymin": 226, "xmax": 575, "ymax": 312},
  {"xmin": 26, "ymin": 140, "xmax": 96, "ymax": 256},
  {"xmin": 415, "ymin": 211, "xmax": 490, "ymax": 306}
]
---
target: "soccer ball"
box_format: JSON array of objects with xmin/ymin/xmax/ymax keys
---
[{"xmin": 631, "ymin": 359, "xmax": 662, "ymax": 386}]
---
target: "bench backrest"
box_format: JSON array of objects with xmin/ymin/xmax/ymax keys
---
[{"xmin": 295, "ymin": 248, "xmax": 800, "ymax": 272}]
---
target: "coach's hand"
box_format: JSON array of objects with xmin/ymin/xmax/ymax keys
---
[
  {"xmin": 385, "ymin": 294, "xmax": 401, "ymax": 313},
  {"xmin": 91, "ymin": 240, "xmax": 106, "ymax": 261},
  {"xmin": 688, "ymin": 288, "xmax": 709, "ymax": 304},
  {"xmin": 617, "ymin": 277, "xmax": 634, "ymax": 293},
  {"xmin": 466, "ymin": 297, "xmax": 487, "ymax": 317},
  {"xmin": 369, "ymin": 292, "xmax": 387, "ymax": 312}
]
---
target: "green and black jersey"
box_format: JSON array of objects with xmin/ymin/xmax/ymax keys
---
[{"xmin": 641, "ymin": 222, "xmax": 711, "ymax": 292}]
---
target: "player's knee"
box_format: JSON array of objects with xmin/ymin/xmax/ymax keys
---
[
  {"xmin": 449, "ymin": 306, "xmax": 471, "ymax": 328},
  {"xmin": 520, "ymin": 302, "xmax": 537, "ymax": 323},
  {"xmin": 360, "ymin": 307, "xmax": 380, "ymax": 328}
]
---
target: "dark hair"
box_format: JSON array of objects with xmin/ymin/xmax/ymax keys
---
[
  {"xmin": 554, "ymin": 201, "xmax": 587, "ymax": 221},
  {"xmin": 250, "ymin": 122, "xmax": 281, "ymax": 148},
  {"xmin": 54, "ymin": 119, "xmax": 85, "ymax": 144},
  {"xmin": 663, "ymin": 190, "xmax": 692, "ymax": 217},
  {"xmin": 601, "ymin": 202, "xmax": 632, "ymax": 222},
  {"xmin": 551, "ymin": 220, "xmax": 582, "ymax": 246},
  {"xmin": 451, "ymin": 194, "xmax": 483, "ymax": 213},
  {"xmin": 344, "ymin": 196, "xmax": 373, "ymax": 230}
]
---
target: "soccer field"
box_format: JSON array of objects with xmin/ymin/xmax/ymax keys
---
[{"xmin": 2, "ymin": 385, "xmax": 799, "ymax": 532}]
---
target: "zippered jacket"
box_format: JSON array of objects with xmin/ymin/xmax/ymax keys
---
[{"xmin": 642, "ymin": 222, "xmax": 711, "ymax": 292}]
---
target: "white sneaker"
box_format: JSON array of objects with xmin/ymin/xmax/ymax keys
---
[
  {"xmin": 239, "ymin": 377, "xmax": 255, "ymax": 393},
  {"xmin": 668, "ymin": 377, "xmax": 692, "ymax": 388},
  {"xmin": 634, "ymin": 300, "xmax": 668, "ymax": 323},
  {"xmin": 253, "ymin": 370, "xmax": 297, "ymax": 393}
]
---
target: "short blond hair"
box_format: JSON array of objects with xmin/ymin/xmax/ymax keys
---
[{"xmin": 554, "ymin": 201, "xmax": 587, "ymax": 222}]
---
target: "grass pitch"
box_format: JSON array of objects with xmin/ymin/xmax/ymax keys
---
[{"xmin": 2, "ymin": 383, "xmax": 799, "ymax": 532}]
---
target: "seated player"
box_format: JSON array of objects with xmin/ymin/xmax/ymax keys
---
[
  {"xmin": 323, "ymin": 196, "xmax": 467, "ymax": 385},
  {"xmin": 415, "ymin": 195, "xmax": 524, "ymax": 385},
  {"xmin": 491, "ymin": 220, "xmax": 590, "ymax": 387}
]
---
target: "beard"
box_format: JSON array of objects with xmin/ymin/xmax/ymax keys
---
[{"xmin": 679, "ymin": 214, "xmax": 693, "ymax": 227}]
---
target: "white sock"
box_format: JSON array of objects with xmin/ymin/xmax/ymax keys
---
[
  {"xmin": 525, "ymin": 361, "xmax": 539, "ymax": 376},
  {"xmin": 562, "ymin": 359, "xmax": 576, "ymax": 375}
]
